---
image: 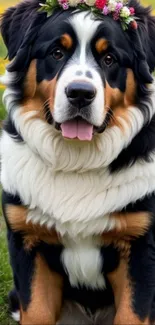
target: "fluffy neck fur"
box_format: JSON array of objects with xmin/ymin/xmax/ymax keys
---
[{"xmin": 1, "ymin": 80, "xmax": 155, "ymax": 238}]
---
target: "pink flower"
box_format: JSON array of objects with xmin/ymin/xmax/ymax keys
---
[
  {"xmin": 129, "ymin": 7, "xmax": 135, "ymax": 15},
  {"xmin": 62, "ymin": 2, "xmax": 69, "ymax": 8},
  {"xmin": 58, "ymin": 0, "xmax": 67, "ymax": 4},
  {"xmin": 95, "ymin": 0, "xmax": 107, "ymax": 10},
  {"xmin": 113, "ymin": 12, "xmax": 119, "ymax": 20},
  {"xmin": 103, "ymin": 5, "xmax": 109, "ymax": 15},
  {"xmin": 116, "ymin": 2, "xmax": 123, "ymax": 12}
]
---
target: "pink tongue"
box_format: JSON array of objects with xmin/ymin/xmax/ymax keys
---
[{"xmin": 61, "ymin": 120, "xmax": 93, "ymax": 141}]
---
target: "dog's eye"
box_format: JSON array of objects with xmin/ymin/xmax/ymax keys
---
[
  {"xmin": 104, "ymin": 54, "xmax": 114, "ymax": 67},
  {"xmin": 51, "ymin": 48, "xmax": 64, "ymax": 61}
]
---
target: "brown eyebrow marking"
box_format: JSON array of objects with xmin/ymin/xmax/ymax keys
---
[
  {"xmin": 60, "ymin": 33, "xmax": 73, "ymax": 49},
  {"xmin": 95, "ymin": 38, "xmax": 108, "ymax": 54}
]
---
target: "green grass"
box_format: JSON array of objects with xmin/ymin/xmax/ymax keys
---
[
  {"xmin": 0, "ymin": 89, "xmax": 12, "ymax": 324},
  {"xmin": 0, "ymin": 32, "xmax": 12, "ymax": 324},
  {"xmin": 0, "ymin": 218, "xmax": 16, "ymax": 325},
  {"xmin": 0, "ymin": 89, "xmax": 6, "ymax": 121}
]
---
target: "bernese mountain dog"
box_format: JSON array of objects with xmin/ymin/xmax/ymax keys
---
[{"xmin": 1, "ymin": 0, "xmax": 155, "ymax": 323}]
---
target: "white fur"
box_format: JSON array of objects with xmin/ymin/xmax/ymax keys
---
[
  {"xmin": 0, "ymin": 70, "xmax": 17, "ymax": 87},
  {"xmin": 53, "ymin": 12, "xmax": 104, "ymax": 127},
  {"xmin": 11, "ymin": 311, "xmax": 20, "ymax": 322},
  {"xmin": 11, "ymin": 106, "xmax": 145, "ymax": 171},
  {"xmin": 61, "ymin": 237, "xmax": 105, "ymax": 289},
  {"xmin": 2, "ymin": 131, "xmax": 155, "ymax": 237}
]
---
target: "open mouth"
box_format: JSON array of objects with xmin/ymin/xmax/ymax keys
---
[{"xmin": 60, "ymin": 117, "xmax": 94, "ymax": 141}]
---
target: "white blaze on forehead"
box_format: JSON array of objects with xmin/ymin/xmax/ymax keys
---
[
  {"xmin": 53, "ymin": 12, "xmax": 104, "ymax": 127},
  {"xmin": 69, "ymin": 12, "xmax": 101, "ymax": 65}
]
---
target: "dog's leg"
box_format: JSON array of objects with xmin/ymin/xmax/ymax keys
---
[
  {"xmin": 108, "ymin": 259, "xmax": 147, "ymax": 325},
  {"xmin": 108, "ymin": 228, "xmax": 155, "ymax": 325},
  {"xmin": 7, "ymin": 226, "xmax": 63, "ymax": 325},
  {"xmin": 4, "ymin": 203, "xmax": 63, "ymax": 325},
  {"xmin": 21, "ymin": 253, "xmax": 63, "ymax": 325}
]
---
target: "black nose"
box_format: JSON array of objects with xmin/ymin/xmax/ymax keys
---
[{"xmin": 65, "ymin": 81, "xmax": 96, "ymax": 109}]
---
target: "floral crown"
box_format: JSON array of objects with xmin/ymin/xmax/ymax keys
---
[{"xmin": 40, "ymin": 0, "xmax": 138, "ymax": 30}]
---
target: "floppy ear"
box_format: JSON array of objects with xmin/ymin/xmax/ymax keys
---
[
  {"xmin": 0, "ymin": 0, "xmax": 47, "ymax": 71},
  {"xmin": 128, "ymin": 0, "xmax": 155, "ymax": 84}
]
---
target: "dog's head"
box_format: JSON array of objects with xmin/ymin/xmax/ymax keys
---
[{"xmin": 1, "ymin": 0, "xmax": 155, "ymax": 162}]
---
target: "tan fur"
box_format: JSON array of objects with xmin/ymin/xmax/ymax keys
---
[
  {"xmin": 106, "ymin": 211, "xmax": 151, "ymax": 238},
  {"xmin": 108, "ymin": 259, "xmax": 149, "ymax": 325},
  {"xmin": 105, "ymin": 69, "xmax": 137, "ymax": 131},
  {"xmin": 22, "ymin": 60, "xmax": 45, "ymax": 120},
  {"xmin": 38, "ymin": 77, "xmax": 57, "ymax": 113},
  {"xmin": 6, "ymin": 205, "xmax": 60, "ymax": 249},
  {"xmin": 7, "ymin": 206, "xmax": 151, "ymax": 253},
  {"xmin": 21, "ymin": 60, "xmax": 57, "ymax": 121},
  {"xmin": 102, "ymin": 211, "xmax": 151, "ymax": 258},
  {"xmin": 21, "ymin": 254, "xmax": 63, "ymax": 325},
  {"xmin": 124, "ymin": 69, "xmax": 137, "ymax": 106},
  {"xmin": 60, "ymin": 33, "xmax": 73, "ymax": 49},
  {"xmin": 95, "ymin": 38, "xmax": 108, "ymax": 54},
  {"xmin": 24, "ymin": 60, "xmax": 37, "ymax": 98}
]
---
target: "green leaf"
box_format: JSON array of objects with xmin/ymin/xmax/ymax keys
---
[{"xmin": 124, "ymin": 16, "xmax": 134, "ymax": 24}]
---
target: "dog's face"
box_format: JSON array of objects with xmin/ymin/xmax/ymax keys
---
[
  {"xmin": 32, "ymin": 11, "xmax": 137, "ymax": 141},
  {"xmin": 1, "ymin": 0, "xmax": 155, "ymax": 144}
]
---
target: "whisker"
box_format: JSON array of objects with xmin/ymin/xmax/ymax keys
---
[
  {"xmin": 105, "ymin": 106, "xmax": 118, "ymax": 124},
  {"xmin": 43, "ymin": 97, "xmax": 52, "ymax": 107}
]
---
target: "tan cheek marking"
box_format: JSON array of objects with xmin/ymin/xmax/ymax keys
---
[
  {"xmin": 6, "ymin": 205, "xmax": 60, "ymax": 249},
  {"xmin": 108, "ymin": 260, "xmax": 149, "ymax": 325},
  {"xmin": 95, "ymin": 38, "xmax": 108, "ymax": 54},
  {"xmin": 21, "ymin": 97, "xmax": 44, "ymax": 118},
  {"xmin": 21, "ymin": 77, "xmax": 57, "ymax": 123},
  {"xmin": 105, "ymin": 69, "xmax": 137, "ymax": 130},
  {"xmin": 124, "ymin": 69, "xmax": 137, "ymax": 106},
  {"xmin": 102, "ymin": 212, "xmax": 151, "ymax": 258},
  {"xmin": 21, "ymin": 254, "xmax": 63, "ymax": 325},
  {"xmin": 105, "ymin": 69, "xmax": 137, "ymax": 131},
  {"xmin": 105, "ymin": 81, "xmax": 124, "ymax": 109},
  {"xmin": 21, "ymin": 60, "xmax": 45, "ymax": 119},
  {"xmin": 37, "ymin": 77, "xmax": 57, "ymax": 113},
  {"xmin": 24, "ymin": 60, "xmax": 37, "ymax": 99},
  {"xmin": 60, "ymin": 33, "xmax": 73, "ymax": 50},
  {"xmin": 104, "ymin": 82, "xmax": 128, "ymax": 131}
]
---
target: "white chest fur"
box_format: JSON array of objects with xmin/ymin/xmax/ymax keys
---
[
  {"xmin": 2, "ymin": 131, "xmax": 155, "ymax": 237},
  {"xmin": 61, "ymin": 237, "xmax": 105, "ymax": 289},
  {"xmin": 2, "ymin": 132, "xmax": 155, "ymax": 288}
]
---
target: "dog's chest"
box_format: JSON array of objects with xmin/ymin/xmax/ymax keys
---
[{"xmin": 2, "ymin": 133, "xmax": 155, "ymax": 237}]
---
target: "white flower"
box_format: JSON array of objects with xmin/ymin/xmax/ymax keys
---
[
  {"xmin": 120, "ymin": 6, "xmax": 130, "ymax": 18},
  {"xmin": 85, "ymin": 0, "xmax": 96, "ymax": 6},
  {"xmin": 107, "ymin": 0, "xmax": 117, "ymax": 12},
  {"xmin": 68, "ymin": 0, "xmax": 79, "ymax": 6}
]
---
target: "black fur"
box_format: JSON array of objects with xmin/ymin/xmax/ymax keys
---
[
  {"xmin": 8, "ymin": 230, "xmax": 37, "ymax": 311},
  {"xmin": 8, "ymin": 289, "xmax": 20, "ymax": 314},
  {"xmin": 110, "ymin": 114, "xmax": 155, "ymax": 172},
  {"xmin": 129, "ymin": 226, "xmax": 155, "ymax": 321},
  {"xmin": 3, "ymin": 114, "xmax": 23, "ymax": 142}
]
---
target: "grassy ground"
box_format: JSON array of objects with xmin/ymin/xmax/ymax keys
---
[
  {"xmin": 0, "ymin": 35, "xmax": 12, "ymax": 321},
  {"xmin": 0, "ymin": 219, "xmax": 16, "ymax": 325},
  {"xmin": 0, "ymin": 0, "xmax": 155, "ymax": 324}
]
